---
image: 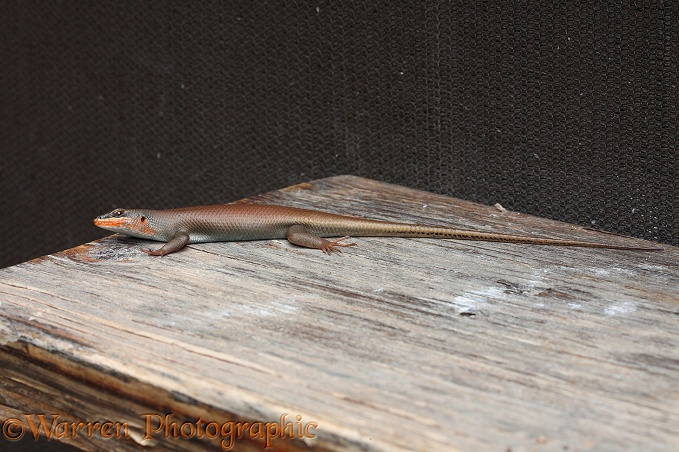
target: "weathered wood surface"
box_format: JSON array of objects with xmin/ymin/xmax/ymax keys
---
[{"xmin": 0, "ymin": 175, "xmax": 678, "ymax": 451}]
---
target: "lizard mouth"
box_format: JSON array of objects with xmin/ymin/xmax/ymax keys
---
[{"xmin": 94, "ymin": 218, "xmax": 128, "ymax": 228}]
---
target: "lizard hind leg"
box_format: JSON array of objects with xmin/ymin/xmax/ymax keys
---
[
  {"xmin": 321, "ymin": 236, "xmax": 358, "ymax": 254},
  {"xmin": 286, "ymin": 225, "xmax": 357, "ymax": 254}
]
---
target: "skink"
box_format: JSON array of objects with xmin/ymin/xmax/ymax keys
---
[{"xmin": 94, "ymin": 203, "xmax": 662, "ymax": 256}]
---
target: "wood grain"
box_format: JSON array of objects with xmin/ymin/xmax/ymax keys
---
[{"xmin": 1, "ymin": 175, "xmax": 678, "ymax": 451}]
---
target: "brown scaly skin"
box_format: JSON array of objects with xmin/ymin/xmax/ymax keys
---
[{"xmin": 94, "ymin": 203, "xmax": 663, "ymax": 256}]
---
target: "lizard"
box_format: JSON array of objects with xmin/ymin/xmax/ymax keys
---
[{"xmin": 93, "ymin": 203, "xmax": 662, "ymax": 256}]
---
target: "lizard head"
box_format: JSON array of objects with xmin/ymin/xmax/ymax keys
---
[{"xmin": 94, "ymin": 208, "xmax": 158, "ymax": 239}]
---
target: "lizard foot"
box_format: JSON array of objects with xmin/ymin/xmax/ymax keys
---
[
  {"xmin": 321, "ymin": 236, "xmax": 357, "ymax": 254},
  {"xmin": 141, "ymin": 248, "xmax": 166, "ymax": 256}
]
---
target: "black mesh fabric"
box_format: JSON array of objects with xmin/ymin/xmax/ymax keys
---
[{"xmin": 1, "ymin": 1, "xmax": 677, "ymax": 268}]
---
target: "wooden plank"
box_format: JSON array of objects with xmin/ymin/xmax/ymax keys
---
[{"xmin": 0, "ymin": 175, "xmax": 678, "ymax": 451}]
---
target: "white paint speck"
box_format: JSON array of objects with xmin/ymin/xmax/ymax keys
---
[
  {"xmin": 590, "ymin": 267, "xmax": 638, "ymax": 277},
  {"xmin": 210, "ymin": 311, "xmax": 231, "ymax": 318},
  {"xmin": 273, "ymin": 300, "xmax": 301, "ymax": 313},
  {"xmin": 373, "ymin": 288, "xmax": 384, "ymax": 292},
  {"xmin": 568, "ymin": 302, "xmax": 582, "ymax": 310},
  {"xmin": 237, "ymin": 298, "xmax": 301, "ymax": 318},
  {"xmin": 451, "ymin": 287, "xmax": 508, "ymax": 312},
  {"xmin": 604, "ymin": 302, "xmax": 637, "ymax": 316},
  {"xmin": 637, "ymin": 264, "xmax": 667, "ymax": 271},
  {"xmin": 241, "ymin": 305, "xmax": 275, "ymax": 317}
]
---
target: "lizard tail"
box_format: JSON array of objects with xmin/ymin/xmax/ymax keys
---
[{"xmin": 325, "ymin": 221, "xmax": 662, "ymax": 251}]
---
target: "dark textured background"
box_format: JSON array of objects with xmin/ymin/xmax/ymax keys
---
[{"xmin": 1, "ymin": 1, "xmax": 677, "ymax": 269}]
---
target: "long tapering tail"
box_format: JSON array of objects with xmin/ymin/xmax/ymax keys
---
[{"xmin": 322, "ymin": 220, "xmax": 663, "ymax": 251}]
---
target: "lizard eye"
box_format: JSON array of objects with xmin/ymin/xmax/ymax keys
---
[{"xmin": 113, "ymin": 209, "xmax": 123, "ymax": 217}]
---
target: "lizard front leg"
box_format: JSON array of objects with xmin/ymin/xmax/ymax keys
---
[{"xmin": 141, "ymin": 231, "xmax": 190, "ymax": 256}]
